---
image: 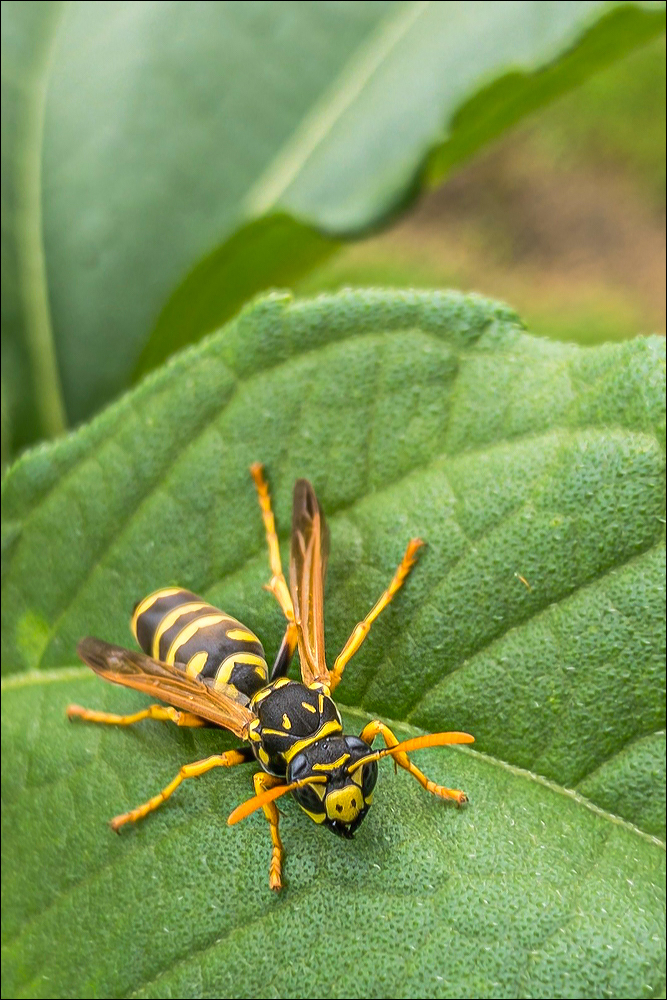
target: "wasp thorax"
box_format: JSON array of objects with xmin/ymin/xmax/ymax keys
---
[{"xmin": 287, "ymin": 734, "xmax": 378, "ymax": 838}]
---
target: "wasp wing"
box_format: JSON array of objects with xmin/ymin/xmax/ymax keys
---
[
  {"xmin": 76, "ymin": 637, "xmax": 255, "ymax": 738},
  {"xmin": 289, "ymin": 479, "xmax": 331, "ymax": 687}
]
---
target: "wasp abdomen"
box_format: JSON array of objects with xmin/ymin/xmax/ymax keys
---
[{"xmin": 131, "ymin": 587, "xmax": 268, "ymax": 699}]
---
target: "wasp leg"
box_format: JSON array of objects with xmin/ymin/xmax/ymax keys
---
[
  {"xmin": 359, "ymin": 720, "xmax": 468, "ymax": 805},
  {"xmin": 109, "ymin": 747, "xmax": 253, "ymax": 830},
  {"xmin": 66, "ymin": 703, "xmax": 207, "ymax": 727},
  {"xmin": 250, "ymin": 463, "xmax": 299, "ymax": 681},
  {"xmin": 252, "ymin": 771, "xmax": 285, "ymax": 891},
  {"xmin": 330, "ymin": 538, "xmax": 424, "ymax": 691},
  {"xmin": 250, "ymin": 463, "xmax": 295, "ymax": 625}
]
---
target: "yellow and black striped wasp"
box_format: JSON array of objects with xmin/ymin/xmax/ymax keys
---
[{"xmin": 69, "ymin": 464, "xmax": 474, "ymax": 889}]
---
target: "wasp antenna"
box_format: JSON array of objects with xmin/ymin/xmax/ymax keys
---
[
  {"xmin": 348, "ymin": 731, "xmax": 474, "ymax": 774},
  {"xmin": 407, "ymin": 537, "xmax": 426, "ymax": 555},
  {"xmin": 346, "ymin": 753, "xmax": 380, "ymax": 775},
  {"xmin": 227, "ymin": 775, "xmax": 327, "ymax": 826}
]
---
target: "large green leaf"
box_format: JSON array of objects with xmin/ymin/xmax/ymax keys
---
[
  {"xmin": 2, "ymin": 290, "xmax": 665, "ymax": 998},
  {"xmin": 1, "ymin": 0, "xmax": 67, "ymax": 452},
  {"xmin": 2, "ymin": 2, "xmax": 665, "ymax": 454}
]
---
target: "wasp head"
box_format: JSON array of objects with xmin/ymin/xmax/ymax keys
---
[{"xmin": 287, "ymin": 735, "xmax": 378, "ymax": 838}]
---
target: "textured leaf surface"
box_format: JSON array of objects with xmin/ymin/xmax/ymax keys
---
[
  {"xmin": 2, "ymin": 2, "xmax": 664, "ymax": 450},
  {"xmin": 2, "ymin": 290, "xmax": 665, "ymax": 998}
]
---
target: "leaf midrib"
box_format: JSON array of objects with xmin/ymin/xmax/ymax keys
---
[
  {"xmin": 9, "ymin": 0, "xmax": 68, "ymax": 439},
  {"xmin": 244, "ymin": 0, "xmax": 431, "ymax": 216}
]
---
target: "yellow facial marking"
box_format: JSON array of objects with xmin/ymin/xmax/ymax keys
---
[
  {"xmin": 298, "ymin": 805, "xmax": 326, "ymax": 823},
  {"xmin": 273, "ymin": 677, "xmax": 291, "ymax": 689},
  {"xmin": 312, "ymin": 753, "xmax": 350, "ymax": 771},
  {"xmin": 282, "ymin": 714, "xmax": 292, "ymax": 730},
  {"xmin": 259, "ymin": 747, "xmax": 270, "ymax": 765},
  {"xmin": 301, "ymin": 701, "xmax": 317, "ymax": 714},
  {"xmin": 318, "ymin": 694, "xmax": 324, "ymax": 714},
  {"xmin": 130, "ymin": 587, "xmax": 182, "ymax": 641},
  {"xmin": 185, "ymin": 650, "xmax": 208, "ymax": 678},
  {"xmin": 325, "ymin": 785, "xmax": 363, "ymax": 823},
  {"xmin": 309, "ymin": 782, "xmax": 327, "ymax": 801},
  {"xmin": 351, "ymin": 769, "xmax": 364, "ymax": 787}
]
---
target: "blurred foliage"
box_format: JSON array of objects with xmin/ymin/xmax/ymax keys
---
[
  {"xmin": 299, "ymin": 35, "xmax": 666, "ymax": 348},
  {"xmin": 1, "ymin": 1, "xmax": 664, "ymax": 460},
  {"xmin": 533, "ymin": 33, "xmax": 666, "ymax": 201}
]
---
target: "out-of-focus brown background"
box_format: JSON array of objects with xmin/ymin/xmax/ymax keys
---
[{"xmin": 301, "ymin": 35, "xmax": 665, "ymax": 345}]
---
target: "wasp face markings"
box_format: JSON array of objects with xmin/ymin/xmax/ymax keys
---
[
  {"xmin": 70, "ymin": 464, "xmax": 473, "ymax": 891},
  {"xmin": 287, "ymin": 733, "xmax": 379, "ymax": 836}
]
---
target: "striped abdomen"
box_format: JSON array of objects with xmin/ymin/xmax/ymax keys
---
[{"xmin": 131, "ymin": 588, "xmax": 268, "ymax": 700}]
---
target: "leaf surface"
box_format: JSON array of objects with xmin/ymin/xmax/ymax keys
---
[{"xmin": 2, "ymin": 290, "xmax": 665, "ymax": 998}]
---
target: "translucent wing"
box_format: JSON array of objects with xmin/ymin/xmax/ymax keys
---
[
  {"xmin": 76, "ymin": 637, "xmax": 256, "ymax": 738},
  {"xmin": 289, "ymin": 479, "xmax": 332, "ymax": 687}
]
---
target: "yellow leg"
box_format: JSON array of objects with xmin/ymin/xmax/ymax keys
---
[
  {"xmin": 110, "ymin": 749, "xmax": 250, "ymax": 830},
  {"xmin": 359, "ymin": 720, "xmax": 468, "ymax": 805},
  {"xmin": 253, "ymin": 771, "xmax": 285, "ymax": 891},
  {"xmin": 66, "ymin": 703, "xmax": 207, "ymax": 727},
  {"xmin": 330, "ymin": 538, "xmax": 424, "ymax": 691},
  {"xmin": 250, "ymin": 463, "xmax": 295, "ymax": 624}
]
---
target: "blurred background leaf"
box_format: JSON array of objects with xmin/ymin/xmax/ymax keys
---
[
  {"xmin": 2, "ymin": 1, "xmax": 664, "ymax": 459},
  {"xmin": 301, "ymin": 29, "xmax": 666, "ymax": 347},
  {"xmin": 2, "ymin": 290, "xmax": 665, "ymax": 998}
]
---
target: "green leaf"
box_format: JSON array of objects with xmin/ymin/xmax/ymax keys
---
[
  {"xmin": 2, "ymin": 2, "xmax": 665, "ymax": 453},
  {"xmin": 1, "ymin": 0, "xmax": 67, "ymax": 452},
  {"xmin": 2, "ymin": 290, "xmax": 665, "ymax": 997},
  {"xmin": 134, "ymin": 214, "xmax": 340, "ymax": 383}
]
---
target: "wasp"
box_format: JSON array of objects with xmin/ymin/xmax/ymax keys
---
[{"xmin": 68, "ymin": 464, "xmax": 473, "ymax": 889}]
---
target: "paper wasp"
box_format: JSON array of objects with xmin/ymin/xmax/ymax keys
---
[{"xmin": 69, "ymin": 464, "xmax": 473, "ymax": 889}]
